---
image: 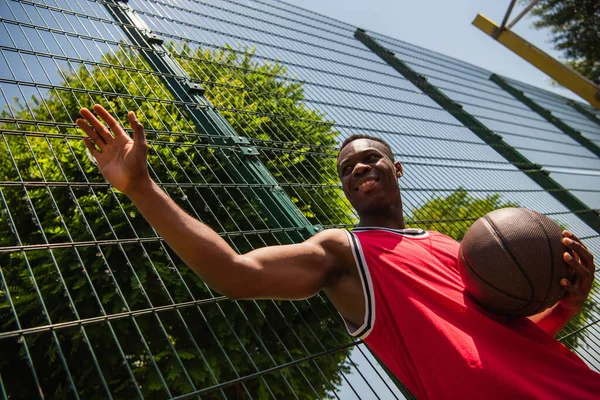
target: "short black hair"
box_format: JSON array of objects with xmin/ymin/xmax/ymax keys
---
[{"xmin": 338, "ymin": 134, "xmax": 394, "ymax": 162}]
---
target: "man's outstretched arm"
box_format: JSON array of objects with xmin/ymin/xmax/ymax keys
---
[
  {"xmin": 76, "ymin": 104, "xmax": 349, "ymax": 300},
  {"xmin": 124, "ymin": 178, "xmax": 348, "ymax": 299},
  {"xmin": 528, "ymin": 231, "xmax": 596, "ymax": 337}
]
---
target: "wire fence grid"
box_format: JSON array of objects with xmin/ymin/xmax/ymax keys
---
[{"xmin": 0, "ymin": 0, "xmax": 598, "ymax": 398}]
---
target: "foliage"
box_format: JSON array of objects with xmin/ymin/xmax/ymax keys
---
[
  {"xmin": 528, "ymin": 0, "xmax": 600, "ymax": 84},
  {"xmin": 559, "ymin": 286, "xmax": 600, "ymax": 351},
  {"xmin": 406, "ymin": 187, "xmax": 519, "ymax": 241},
  {"xmin": 175, "ymin": 43, "xmax": 352, "ymax": 224},
  {"xmin": 0, "ymin": 45, "xmax": 351, "ymax": 398}
]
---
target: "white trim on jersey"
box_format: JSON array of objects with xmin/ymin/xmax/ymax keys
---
[
  {"xmin": 341, "ymin": 230, "xmax": 376, "ymax": 340},
  {"xmin": 353, "ymin": 227, "xmax": 430, "ymax": 238}
]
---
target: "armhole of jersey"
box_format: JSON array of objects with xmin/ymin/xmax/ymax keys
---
[{"xmin": 341, "ymin": 230, "xmax": 376, "ymax": 340}]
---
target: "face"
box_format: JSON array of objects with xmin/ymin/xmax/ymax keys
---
[{"xmin": 337, "ymin": 139, "xmax": 403, "ymax": 214}]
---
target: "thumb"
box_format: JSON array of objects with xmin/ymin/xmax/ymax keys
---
[{"xmin": 128, "ymin": 111, "xmax": 147, "ymax": 149}]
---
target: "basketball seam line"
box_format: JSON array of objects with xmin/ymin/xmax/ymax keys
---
[
  {"xmin": 460, "ymin": 248, "xmax": 538, "ymax": 306},
  {"xmin": 483, "ymin": 215, "xmax": 536, "ymax": 303},
  {"xmin": 526, "ymin": 209, "xmax": 555, "ymax": 315}
]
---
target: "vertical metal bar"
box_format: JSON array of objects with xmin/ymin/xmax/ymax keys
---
[
  {"xmin": 102, "ymin": 0, "xmax": 317, "ymax": 239},
  {"xmin": 490, "ymin": 74, "xmax": 600, "ymax": 159},
  {"xmin": 0, "ymin": 372, "xmax": 6, "ymax": 400},
  {"xmin": 497, "ymin": 0, "xmax": 517, "ymax": 35},
  {"xmin": 354, "ymin": 28, "xmax": 600, "ymax": 234},
  {"xmin": 506, "ymin": 0, "xmax": 540, "ymax": 30}
]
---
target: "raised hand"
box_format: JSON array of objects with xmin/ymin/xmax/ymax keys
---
[
  {"xmin": 76, "ymin": 104, "xmax": 150, "ymax": 196},
  {"xmin": 560, "ymin": 230, "xmax": 596, "ymax": 313}
]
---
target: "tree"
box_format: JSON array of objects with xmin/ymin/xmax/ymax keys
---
[
  {"xmin": 0, "ymin": 45, "xmax": 352, "ymax": 399},
  {"xmin": 528, "ymin": 0, "xmax": 600, "ymax": 84},
  {"xmin": 406, "ymin": 187, "xmax": 519, "ymax": 241}
]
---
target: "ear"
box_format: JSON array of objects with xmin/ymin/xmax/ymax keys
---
[{"xmin": 394, "ymin": 161, "xmax": 403, "ymax": 178}]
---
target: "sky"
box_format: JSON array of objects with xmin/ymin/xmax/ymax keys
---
[{"xmin": 297, "ymin": 0, "xmax": 581, "ymax": 101}]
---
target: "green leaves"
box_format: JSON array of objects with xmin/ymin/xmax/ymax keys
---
[
  {"xmin": 530, "ymin": 0, "xmax": 600, "ymax": 84},
  {"xmin": 0, "ymin": 43, "xmax": 351, "ymax": 398},
  {"xmin": 407, "ymin": 187, "xmax": 519, "ymax": 241}
]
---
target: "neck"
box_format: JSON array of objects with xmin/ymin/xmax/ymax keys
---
[{"xmin": 357, "ymin": 202, "xmax": 405, "ymax": 230}]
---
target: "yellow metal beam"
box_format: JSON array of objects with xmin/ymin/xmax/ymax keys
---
[{"xmin": 472, "ymin": 13, "xmax": 600, "ymax": 110}]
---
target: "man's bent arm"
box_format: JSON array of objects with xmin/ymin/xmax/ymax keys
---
[
  {"xmin": 528, "ymin": 231, "xmax": 596, "ymax": 338},
  {"xmin": 527, "ymin": 303, "xmax": 577, "ymax": 338}
]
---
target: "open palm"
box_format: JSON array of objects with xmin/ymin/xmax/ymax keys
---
[{"xmin": 76, "ymin": 104, "xmax": 149, "ymax": 195}]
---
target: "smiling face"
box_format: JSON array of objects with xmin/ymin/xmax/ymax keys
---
[{"xmin": 337, "ymin": 139, "xmax": 403, "ymax": 216}]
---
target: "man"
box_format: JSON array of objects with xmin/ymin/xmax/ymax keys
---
[{"xmin": 77, "ymin": 104, "xmax": 599, "ymax": 399}]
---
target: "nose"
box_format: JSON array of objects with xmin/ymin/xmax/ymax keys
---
[{"xmin": 353, "ymin": 162, "xmax": 371, "ymax": 176}]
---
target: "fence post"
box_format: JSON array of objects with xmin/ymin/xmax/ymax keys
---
[
  {"xmin": 354, "ymin": 28, "xmax": 600, "ymax": 234},
  {"xmin": 490, "ymin": 74, "xmax": 600, "ymax": 159},
  {"xmin": 103, "ymin": 0, "xmax": 320, "ymax": 239},
  {"xmin": 567, "ymin": 100, "xmax": 600, "ymax": 127}
]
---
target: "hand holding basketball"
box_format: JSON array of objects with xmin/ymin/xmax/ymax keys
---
[
  {"xmin": 458, "ymin": 208, "xmax": 596, "ymax": 318},
  {"xmin": 459, "ymin": 208, "xmax": 572, "ymax": 317},
  {"xmin": 560, "ymin": 230, "xmax": 596, "ymax": 313}
]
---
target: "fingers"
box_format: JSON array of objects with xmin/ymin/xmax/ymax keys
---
[
  {"xmin": 560, "ymin": 277, "xmax": 583, "ymax": 299},
  {"xmin": 78, "ymin": 107, "xmax": 113, "ymax": 144},
  {"xmin": 560, "ymin": 230, "xmax": 595, "ymax": 312},
  {"xmin": 560, "ymin": 277, "xmax": 574, "ymax": 292},
  {"xmin": 563, "ymin": 251, "xmax": 592, "ymax": 281},
  {"xmin": 563, "ymin": 230, "xmax": 583, "ymax": 244},
  {"xmin": 76, "ymin": 115, "xmax": 106, "ymax": 149},
  {"xmin": 563, "ymin": 235, "xmax": 594, "ymax": 271},
  {"xmin": 93, "ymin": 104, "xmax": 126, "ymax": 139},
  {"xmin": 83, "ymin": 137, "xmax": 100, "ymax": 158},
  {"xmin": 128, "ymin": 111, "xmax": 147, "ymax": 149}
]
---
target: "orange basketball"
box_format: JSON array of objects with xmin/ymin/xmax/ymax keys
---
[{"xmin": 458, "ymin": 208, "xmax": 570, "ymax": 317}]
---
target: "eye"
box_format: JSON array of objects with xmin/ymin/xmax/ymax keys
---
[
  {"xmin": 365, "ymin": 154, "xmax": 380, "ymax": 162},
  {"xmin": 341, "ymin": 165, "xmax": 353, "ymax": 175}
]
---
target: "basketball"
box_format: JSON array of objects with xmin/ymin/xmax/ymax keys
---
[{"xmin": 458, "ymin": 208, "xmax": 570, "ymax": 317}]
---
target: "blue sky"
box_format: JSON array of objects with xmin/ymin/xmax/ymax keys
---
[{"xmin": 298, "ymin": 0, "xmax": 581, "ymax": 101}]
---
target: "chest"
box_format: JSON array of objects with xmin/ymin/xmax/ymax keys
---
[{"xmin": 360, "ymin": 234, "xmax": 464, "ymax": 293}]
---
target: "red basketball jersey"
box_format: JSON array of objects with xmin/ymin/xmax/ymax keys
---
[{"xmin": 344, "ymin": 227, "xmax": 600, "ymax": 400}]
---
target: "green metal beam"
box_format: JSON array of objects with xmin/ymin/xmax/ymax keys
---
[
  {"xmin": 490, "ymin": 74, "xmax": 600, "ymax": 159},
  {"xmin": 104, "ymin": 0, "xmax": 318, "ymax": 240},
  {"xmin": 567, "ymin": 100, "xmax": 600, "ymax": 127},
  {"xmin": 354, "ymin": 28, "xmax": 600, "ymax": 234}
]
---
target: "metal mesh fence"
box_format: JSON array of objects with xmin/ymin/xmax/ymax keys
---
[
  {"xmin": 0, "ymin": 0, "xmax": 598, "ymax": 398},
  {"xmin": 505, "ymin": 76, "xmax": 600, "ymax": 160},
  {"xmin": 499, "ymin": 76, "xmax": 600, "ymax": 210}
]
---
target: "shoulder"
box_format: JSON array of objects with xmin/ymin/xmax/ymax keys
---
[
  {"xmin": 428, "ymin": 230, "xmax": 460, "ymax": 245},
  {"xmin": 306, "ymin": 228, "xmax": 355, "ymax": 277},
  {"xmin": 309, "ymin": 228, "xmax": 350, "ymax": 247},
  {"xmin": 309, "ymin": 228, "xmax": 359, "ymax": 258}
]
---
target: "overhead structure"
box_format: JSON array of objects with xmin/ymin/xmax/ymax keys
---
[{"xmin": 472, "ymin": 2, "xmax": 600, "ymax": 111}]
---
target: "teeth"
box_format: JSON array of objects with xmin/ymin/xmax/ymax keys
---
[{"xmin": 358, "ymin": 179, "xmax": 375, "ymax": 189}]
